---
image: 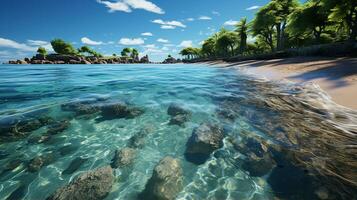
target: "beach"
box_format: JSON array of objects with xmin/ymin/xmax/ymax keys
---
[{"xmin": 206, "ymin": 57, "xmax": 357, "ymax": 110}]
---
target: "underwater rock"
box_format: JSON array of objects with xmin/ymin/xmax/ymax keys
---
[
  {"xmin": 185, "ymin": 123, "xmax": 224, "ymax": 164},
  {"xmin": 267, "ymin": 162, "xmax": 316, "ymax": 199},
  {"xmin": 61, "ymin": 102, "xmax": 99, "ymax": 116},
  {"xmin": 100, "ymin": 103, "xmax": 144, "ymax": 120},
  {"xmin": 62, "ymin": 157, "xmax": 88, "ymax": 175},
  {"xmin": 4, "ymin": 159, "xmax": 23, "ymax": 171},
  {"xmin": 231, "ymin": 134, "xmax": 269, "ymax": 159},
  {"xmin": 241, "ymin": 154, "xmax": 275, "ymax": 177},
  {"xmin": 140, "ymin": 156, "xmax": 183, "ymax": 200},
  {"xmin": 47, "ymin": 120, "xmax": 70, "ymax": 135},
  {"xmin": 111, "ymin": 147, "xmax": 136, "ymax": 168},
  {"xmin": 59, "ymin": 145, "xmax": 79, "ymax": 156},
  {"xmin": 27, "ymin": 153, "xmax": 55, "ymax": 172},
  {"xmin": 0, "ymin": 150, "xmax": 9, "ymax": 160},
  {"xmin": 169, "ymin": 114, "xmax": 190, "ymax": 126},
  {"xmin": 167, "ymin": 103, "xmax": 191, "ymax": 117},
  {"xmin": 47, "ymin": 166, "xmax": 114, "ymax": 200},
  {"xmin": 216, "ymin": 108, "xmax": 238, "ymax": 121},
  {"xmin": 28, "ymin": 135, "xmax": 51, "ymax": 144},
  {"xmin": 127, "ymin": 128, "xmax": 151, "ymax": 149}
]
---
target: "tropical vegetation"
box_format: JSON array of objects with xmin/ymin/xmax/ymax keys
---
[{"xmin": 180, "ymin": 0, "xmax": 357, "ymax": 60}]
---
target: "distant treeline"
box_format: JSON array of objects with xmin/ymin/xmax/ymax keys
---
[
  {"xmin": 37, "ymin": 39, "xmax": 139, "ymax": 59},
  {"xmin": 180, "ymin": 0, "xmax": 357, "ymax": 60}
]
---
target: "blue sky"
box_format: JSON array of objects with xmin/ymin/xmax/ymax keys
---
[{"xmin": 0, "ymin": 0, "xmax": 270, "ymax": 62}]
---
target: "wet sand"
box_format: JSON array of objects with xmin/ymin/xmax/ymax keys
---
[{"xmin": 203, "ymin": 57, "xmax": 357, "ymax": 110}]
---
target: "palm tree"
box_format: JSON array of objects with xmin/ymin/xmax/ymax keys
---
[{"xmin": 235, "ymin": 17, "xmax": 249, "ymax": 53}]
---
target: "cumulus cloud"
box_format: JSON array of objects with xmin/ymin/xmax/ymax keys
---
[
  {"xmin": 160, "ymin": 25, "xmax": 176, "ymax": 29},
  {"xmin": 0, "ymin": 38, "xmax": 38, "ymax": 51},
  {"xmin": 157, "ymin": 38, "xmax": 169, "ymax": 43},
  {"xmin": 198, "ymin": 16, "xmax": 212, "ymax": 20},
  {"xmin": 27, "ymin": 40, "xmax": 48, "ymax": 46},
  {"xmin": 178, "ymin": 40, "xmax": 193, "ymax": 48},
  {"xmin": 81, "ymin": 37, "xmax": 103, "ymax": 45},
  {"xmin": 97, "ymin": 0, "xmax": 131, "ymax": 12},
  {"xmin": 97, "ymin": 0, "xmax": 164, "ymax": 14},
  {"xmin": 119, "ymin": 38, "xmax": 145, "ymax": 45},
  {"xmin": 141, "ymin": 32, "xmax": 153, "ymax": 36},
  {"xmin": 224, "ymin": 20, "xmax": 239, "ymax": 26},
  {"xmin": 246, "ymin": 5, "xmax": 261, "ymax": 11},
  {"xmin": 152, "ymin": 19, "xmax": 186, "ymax": 29}
]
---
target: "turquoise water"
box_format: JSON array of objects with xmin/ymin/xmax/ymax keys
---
[{"xmin": 0, "ymin": 64, "xmax": 356, "ymax": 200}]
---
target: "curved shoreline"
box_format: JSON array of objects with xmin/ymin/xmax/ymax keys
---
[{"xmin": 201, "ymin": 57, "xmax": 357, "ymax": 110}]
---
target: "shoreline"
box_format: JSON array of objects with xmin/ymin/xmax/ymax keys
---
[{"xmin": 200, "ymin": 57, "xmax": 357, "ymax": 110}]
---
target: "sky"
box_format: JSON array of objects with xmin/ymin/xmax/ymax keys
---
[{"xmin": 0, "ymin": 0, "xmax": 271, "ymax": 62}]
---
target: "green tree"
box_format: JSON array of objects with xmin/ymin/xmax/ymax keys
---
[
  {"xmin": 78, "ymin": 46, "xmax": 102, "ymax": 57},
  {"xmin": 235, "ymin": 17, "xmax": 249, "ymax": 53},
  {"xmin": 37, "ymin": 47, "xmax": 47, "ymax": 56},
  {"xmin": 252, "ymin": 5, "xmax": 276, "ymax": 51},
  {"xmin": 216, "ymin": 31, "xmax": 239, "ymax": 57},
  {"xmin": 50, "ymin": 39, "xmax": 78, "ymax": 55},
  {"xmin": 323, "ymin": 0, "xmax": 357, "ymax": 40},
  {"xmin": 201, "ymin": 37, "xmax": 217, "ymax": 58},
  {"xmin": 131, "ymin": 48, "xmax": 139, "ymax": 59},
  {"xmin": 288, "ymin": 1, "xmax": 330, "ymax": 43},
  {"xmin": 121, "ymin": 48, "xmax": 132, "ymax": 56}
]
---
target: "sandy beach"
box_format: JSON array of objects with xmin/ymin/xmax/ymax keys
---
[{"xmin": 204, "ymin": 57, "xmax": 357, "ymax": 110}]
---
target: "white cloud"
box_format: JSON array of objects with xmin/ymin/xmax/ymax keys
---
[
  {"xmin": 199, "ymin": 41, "xmax": 204, "ymax": 45},
  {"xmin": 161, "ymin": 46, "xmax": 169, "ymax": 51},
  {"xmin": 160, "ymin": 25, "xmax": 176, "ymax": 29},
  {"xmin": 97, "ymin": 0, "xmax": 164, "ymax": 14},
  {"xmin": 27, "ymin": 40, "xmax": 48, "ymax": 46},
  {"xmin": 157, "ymin": 38, "xmax": 169, "ymax": 43},
  {"xmin": 186, "ymin": 18, "xmax": 195, "ymax": 21},
  {"xmin": 178, "ymin": 40, "xmax": 193, "ymax": 48},
  {"xmin": 26, "ymin": 39, "xmax": 53, "ymax": 51},
  {"xmin": 97, "ymin": 0, "xmax": 131, "ymax": 12},
  {"xmin": 0, "ymin": 38, "xmax": 37, "ymax": 52},
  {"xmin": 124, "ymin": 0, "xmax": 164, "ymax": 14},
  {"xmin": 119, "ymin": 38, "xmax": 145, "ymax": 45},
  {"xmin": 198, "ymin": 16, "xmax": 212, "ymax": 20},
  {"xmin": 224, "ymin": 20, "xmax": 239, "ymax": 26},
  {"xmin": 141, "ymin": 32, "xmax": 153, "ymax": 36},
  {"xmin": 152, "ymin": 19, "xmax": 186, "ymax": 29},
  {"xmin": 143, "ymin": 44, "xmax": 157, "ymax": 48},
  {"xmin": 212, "ymin": 11, "xmax": 220, "ymax": 16},
  {"xmin": 81, "ymin": 37, "xmax": 103, "ymax": 45},
  {"xmin": 246, "ymin": 5, "xmax": 261, "ymax": 11}
]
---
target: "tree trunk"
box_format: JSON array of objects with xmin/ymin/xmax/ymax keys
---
[
  {"xmin": 280, "ymin": 22, "xmax": 286, "ymax": 50},
  {"xmin": 276, "ymin": 23, "xmax": 281, "ymax": 51}
]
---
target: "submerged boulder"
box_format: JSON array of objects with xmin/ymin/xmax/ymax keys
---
[
  {"xmin": 62, "ymin": 157, "xmax": 88, "ymax": 175},
  {"xmin": 140, "ymin": 156, "xmax": 183, "ymax": 200},
  {"xmin": 127, "ymin": 128, "xmax": 151, "ymax": 149},
  {"xmin": 47, "ymin": 166, "xmax": 114, "ymax": 200},
  {"xmin": 167, "ymin": 103, "xmax": 191, "ymax": 126},
  {"xmin": 167, "ymin": 103, "xmax": 191, "ymax": 117},
  {"xmin": 100, "ymin": 103, "xmax": 144, "ymax": 120},
  {"xmin": 27, "ymin": 153, "xmax": 56, "ymax": 173},
  {"xmin": 185, "ymin": 123, "xmax": 224, "ymax": 164},
  {"xmin": 111, "ymin": 147, "xmax": 136, "ymax": 168},
  {"xmin": 61, "ymin": 102, "xmax": 99, "ymax": 116},
  {"xmin": 47, "ymin": 120, "xmax": 70, "ymax": 135},
  {"xmin": 241, "ymin": 154, "xmax": 275, "ymax": 177}
]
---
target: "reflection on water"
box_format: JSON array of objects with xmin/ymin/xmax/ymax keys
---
[{"xmin": 0, "ymin": 64, "xmax": 356, "ymax": 200}]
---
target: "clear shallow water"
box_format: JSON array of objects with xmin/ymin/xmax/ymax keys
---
[{"xmin": 0, "ymin": 64, "xmax": 356, "ymax": 200}]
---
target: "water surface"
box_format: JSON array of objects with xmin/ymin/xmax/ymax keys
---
[{"xmin": 0, "ymin": 64, "xmax": 356, "ymax": 200}]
